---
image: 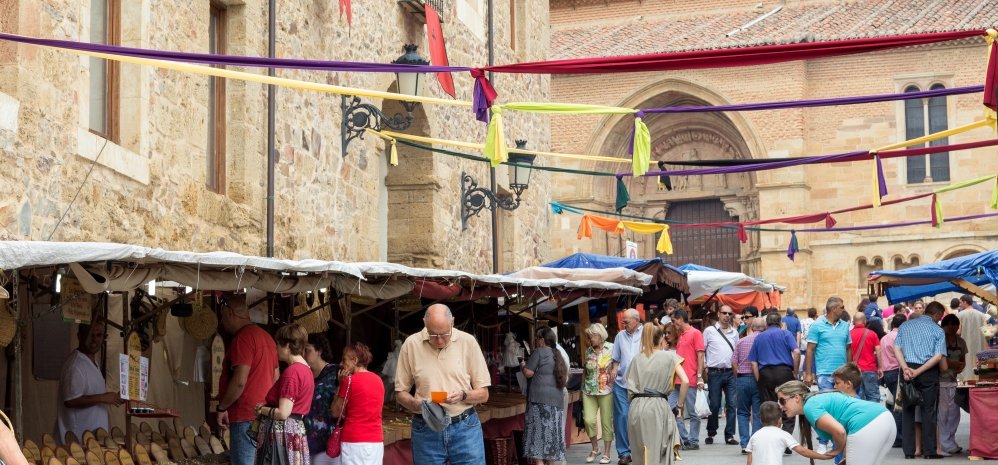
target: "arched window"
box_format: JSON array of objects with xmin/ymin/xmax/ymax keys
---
[{"xmin": 904, "ymin": 84, "xmax": 950, "ymax": 183}]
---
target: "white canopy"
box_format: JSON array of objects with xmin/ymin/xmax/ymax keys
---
[
  {"xmin": 0, "ymin": 241, "xmax": 641, "ymax": 300},
  {"xmin": 685, "ymin": 269, "xmax": 782, "ymax": 300}
]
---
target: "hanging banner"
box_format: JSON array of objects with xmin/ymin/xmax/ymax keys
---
[
  {"xmin": 625, "ymin": 241, "xmax": 639, "ymax": 259},
  {"xmin": 425, "ymin": 3, "xmax": 455, "ymax": 97}
]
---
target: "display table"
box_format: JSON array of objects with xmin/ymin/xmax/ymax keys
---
[
  {"xmin": 968, "ymin": 384, "xmax": 998, "ymax": 459},
  {"xmin": 383, "ymin": 390, "xmax": 579, "ymax": 465}
]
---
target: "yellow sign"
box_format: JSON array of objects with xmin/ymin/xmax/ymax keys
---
[{"xmin": 60, "ymin": 275, "xmax": 93, "ymax": 323}]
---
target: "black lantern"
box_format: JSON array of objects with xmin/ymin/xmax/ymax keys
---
[
  {"xmin": 341, "ymin": 45, "xmax": 430, "ymax": 156},
  {"xmin": 461, "ymin": 140, "xmax": 536, "ymax": 230}
]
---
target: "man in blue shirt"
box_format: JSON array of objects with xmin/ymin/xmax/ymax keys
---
[
  {"xmin": 610, "ymin": 308, "xmax": 643, "ymax": 465},
  {"xmin": 804, "ymin": 296, "xmax": 852, "ymax": 453},
  {"xmin": 748, "ymin": 312, "xmax": 799, "ymax": 435},
  {"xmin": 782, "ymin": 308, "xmax": 801, "ymax": 346},
  {"xmin": 894, "ymin": 301, "xmax": 947, "ymax": 459}
]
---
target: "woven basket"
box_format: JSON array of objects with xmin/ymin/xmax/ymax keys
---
[
  {"xmin": 0, "ymin": 303, "xmax": 16, "ymax": 348},
  {"xmin": 180, "ymin": 294, "xmax": 217, "ymax": 340},
  {"xmin": 293, "ymin": 294, "xmax": 329, "ymax": 334}
]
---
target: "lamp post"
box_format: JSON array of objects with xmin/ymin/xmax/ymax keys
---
[
  {"xmin": 461, "ymin": 140, "xmax": 536, "ymax": 230},
  {"xmin": 340, "ymin": 44, "xmax": 429, "ymax": 156}
]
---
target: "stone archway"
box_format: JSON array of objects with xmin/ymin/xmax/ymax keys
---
[{"xmin": 582, "ymin": 80, "xmax": 763, "ymax": 272}]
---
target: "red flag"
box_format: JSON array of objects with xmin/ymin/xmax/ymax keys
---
[
  {"xmin": 339, "ymin": 0, "xmax": 351, "ymax": 27},
  {"xmin": 425, "ymin": 4, "xmax": 455, "ymax": 97}
]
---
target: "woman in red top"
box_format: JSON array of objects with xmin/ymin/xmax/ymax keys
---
[
  {"xmin": 253, "ymin": 324, "xmax": 314, "ymax": 465},
  {"xmin": 330, "ymin": 342, "xmax": 384, "ymax": 465}
]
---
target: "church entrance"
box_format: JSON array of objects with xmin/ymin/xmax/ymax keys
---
[{"xmin": 660, "ymin": 199, "xmax": 741, "ymax": 271}]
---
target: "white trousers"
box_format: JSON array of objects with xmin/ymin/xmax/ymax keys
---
[
  {"xmin": 329, "ymin": 442, "xmax": 384, "ymax": 465},
  {"xmin": 845, "ymin": 412, "xmax": 896, "ymax": 465}
]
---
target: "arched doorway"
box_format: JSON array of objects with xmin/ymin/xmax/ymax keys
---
[{"xmin": 584, "ymin": 82, "xmax": 762, "ymax": 273}]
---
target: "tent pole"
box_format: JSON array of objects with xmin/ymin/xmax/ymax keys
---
[
  {"xmin": 12, "ymin": 272, "xmax": 22, "ymax": 443},
  {"xmin": 948, "ymin": 279, "xmax": 998, "ymax": 307}
]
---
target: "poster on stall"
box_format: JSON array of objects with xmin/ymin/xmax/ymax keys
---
[
  {"xmin": 60, "ymin": 275, "xmax": 93, "ymax": 323},
  {"xmin": 119, "ymin": 353, "xmax": 150, "ymax": 401}
]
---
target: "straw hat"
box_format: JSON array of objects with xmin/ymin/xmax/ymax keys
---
[
  {"xmin": 293, "ymin": 293, "xmax": 329, "ymax": 334},
  {"xmin": 180, "ymin": 294, "xmax": 217, "ymax": 340}
]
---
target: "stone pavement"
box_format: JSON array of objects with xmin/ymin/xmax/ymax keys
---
[{"xmin": 564, "ymin": 411, "xmax": 974, "ymax": 465}]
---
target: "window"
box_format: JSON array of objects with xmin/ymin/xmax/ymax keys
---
[
  {"xmin": 207, "ymin": 3, "xmax": 227, "ymax": 193},
  {"xmin": 904, "ymin": 84, "xmax": 950, "ymax": 184},
  {"xmin": 89, "ymin": 0, "xmax": 119, "ymax": 141}
]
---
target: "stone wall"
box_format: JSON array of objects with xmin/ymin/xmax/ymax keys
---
[
  {"xmin": 547, "ymin": 41, "xmax": 998, "ymax": 308},
  {"xmin": 0, "ymin": 0, "xmax": 551, "ymax": 272}
]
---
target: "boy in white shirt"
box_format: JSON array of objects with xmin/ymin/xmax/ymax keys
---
[{"xmin": 747, "ymin": 402, "xmax": 827, "ymax": 465}]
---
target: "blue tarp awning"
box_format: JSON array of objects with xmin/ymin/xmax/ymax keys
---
[
  {"xmin": 541, "ymin": 253, "xmax": 679, "ymax": 273},
  {"xmin": 869, "ymin": 249, "xmax": 998, "ymax": 304}
]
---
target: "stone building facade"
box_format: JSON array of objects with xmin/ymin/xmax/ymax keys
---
[
  {"xmin": 0, "ymin": 0, "xmax": 551, "ymax": 441},
  {"xmin": 547, "ymin": 0, "xmax": 998, "ymax": 309},
  {"xmin": 0, "ymin": 0, "xmax": 552, "ymax": 273}
]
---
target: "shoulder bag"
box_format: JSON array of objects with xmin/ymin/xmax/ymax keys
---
[{"xmin": 326, "ymin": 375, "xmax": 351, "ymax": 458}]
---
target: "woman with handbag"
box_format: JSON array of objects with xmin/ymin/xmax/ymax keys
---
[
  {"xmin": 520, "ymin": 327, "xmax": 568, "ymax": 465},
  {"xmin": 776, "ymin": 381, "xmax": 895, "ymax": 465},
  {"xmin": 582, "ymin": 323, "xmax": 614, "ymax": 464},
  {"xmin": 303, "ymin": 333, "xmax": 339, "ymax": 465},
  {"xmin": 328, "ymin": 342, "xmax": 384, "ymax": 465},
  {"xmin": 252, "ymin": 324, "xmax": 315, "ymax": 465}
]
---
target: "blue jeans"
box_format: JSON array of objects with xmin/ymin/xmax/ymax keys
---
[
  {"xmin": 734, "ymin": 375, "xmax": 761, "ymax": 448},
  {"xmin": 816, "ymin": 375, "xmax": 835, "ymax": 446},
  {"xmin": 228, "ymin": 421, "xmax": 257, "ymax": 465},
  {"xmin": 411, "ymin": 410, "xmax": 485, "ymax": 465},
  {"xmin": 612, "ymin": 383, "xmax": 631, "ymax": 457},
  {"xmin": 859, "ymin": 371, "xmax": 880, "ymax": 403},
  {"xmin": 669, "ymin": 387, "xmax": 701, "ymax": 446},
  {"xmin": 707, "ymin": 370, "xmax": 736, "ymax": 439}
]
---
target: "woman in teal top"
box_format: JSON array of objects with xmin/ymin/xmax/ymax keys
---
[{"xmin": 776, "ymin": 381, "xmax": 896, "ymax": 465}]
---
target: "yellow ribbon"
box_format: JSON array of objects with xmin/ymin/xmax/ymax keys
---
[
  {"xmin": 483, "ymin": 106, "xmax": 507, "ymax": 166},
  {"xmin": 363, "ymin": 128, "xmax": 400, "ymax": 166},
  {"xmin": 632, "ymin": 116, "xmax": 651, "ymax": 176},
  {"xmin": 61, "ymin": 48, "xmax": 472, "ymax": 107},
  {"xmin": 872, "ymin": 154, "xmax": 881, "ymax": 208},
  {"xmin": 871, "ymin": 119, "xmax": 991, "ymax": 153},
  {"xmin": 620, "ymin": 221, "xmax": 673, "ymax": 254}
]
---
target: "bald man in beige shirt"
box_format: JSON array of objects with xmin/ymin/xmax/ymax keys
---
[{"xmin": 396, "ymin": 304, "xmax": 491, "ymax": 464}]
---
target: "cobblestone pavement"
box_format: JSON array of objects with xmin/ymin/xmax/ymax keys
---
[{"xmin": 564, "ymin": 411, "xmax": 973, "ymax": 465}]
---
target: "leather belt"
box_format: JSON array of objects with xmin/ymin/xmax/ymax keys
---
[{"xmin": 415, "ymin": 407, "xmax": 476, "ymax": 425}]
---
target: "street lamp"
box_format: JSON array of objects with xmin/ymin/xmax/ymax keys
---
[
  {"xmin": 461, "ymin": 140, "xmax": 536, "ymax": 230},
  {"xmin": 341, "ymin": 44, "xmax": 429, "ymax": 156}
]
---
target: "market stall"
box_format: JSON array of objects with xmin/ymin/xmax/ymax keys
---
[
  {"xmin": 678, "ymin": 263, "xmax": 783, "ymax": 311},
  {"xmin": 0, "ymin": 241, "xmax": 642, "ymax": 465},
  {"xmin": 868, "ymin": 249, "xmax": 998, "ymax": 459}
]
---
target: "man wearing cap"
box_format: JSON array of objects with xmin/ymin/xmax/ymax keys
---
[{"xmin": 396, "ymin": 304, "xmax": 491, "ymax": 465}]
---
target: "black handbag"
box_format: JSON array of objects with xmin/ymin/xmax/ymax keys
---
[{"xmin": 901, "ymin": 380, "xmax": 922, "ymax": 407}]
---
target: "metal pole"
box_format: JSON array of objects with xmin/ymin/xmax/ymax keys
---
[
  {"xmin": 487, "ymin": 0, "xmax": 498, "ymax": 274},
  {"xmin": 265, "ymin": 0, "xmax": 277, "ymax": 257},
  {"xmin": 11, "ymin": 272, "xmax": 21, "ymax": 443}
]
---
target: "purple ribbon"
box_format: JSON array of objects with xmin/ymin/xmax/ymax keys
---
[
  {"xmin": 618, "ymin": 151, "xmax": 869, "ymax": 177},
  {"xmin": 642, "ymin": 85, "xmax": 983, "ymax": 113},
  {"xmin": 876, "ymin": 155, "xmax": 888, "ymax": 199},
  {"xmin": 0, "ymin": 32, "xmax": 467, "ymax": 73},
  {"xmin": 787, "ymin": 230, "xmax": 799, "ymax": 261},
  {"xmin": 797, "ymin": 211, "xmax": 998, "ymax": 233}
]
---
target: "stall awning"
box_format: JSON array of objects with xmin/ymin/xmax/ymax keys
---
[
  {"xmin": 677, "ymin": 263, "xmax": 783, "ymax": 310},
  {"xmin": 539, "ymin": 252, "xmax": 688, "ymax": 294},
  {"xmin": 869, "ymin": 249, "xmax": 998, "ymax": 305},
  {"xmin": 0, "ymin": 242, "xmax": 642, "ymax": 301}
]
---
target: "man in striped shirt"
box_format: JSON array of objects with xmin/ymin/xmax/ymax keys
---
[{"xmin": 894, "ymin": 301, "xmax": 947, "ymax": 459}]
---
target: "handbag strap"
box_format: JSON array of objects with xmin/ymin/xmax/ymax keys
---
[
  {"xmin": 852, "ymin": 330, "xmax": 869, "ymax": 362},
  {"xmin": 334, "ymin": 375, "xmax": 352, "ymax": 428},
  {"xmin": 712, "ymin": 326, "xmax": 735, "ymax": 352}
]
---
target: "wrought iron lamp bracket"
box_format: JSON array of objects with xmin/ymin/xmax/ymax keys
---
[
  {"xmin": 460, "ymin": 171, "xmax": 523, "ymax": 230},
  {"xmin": 341, "ymin": 95, "xmax": 415, "ymax": 156}
]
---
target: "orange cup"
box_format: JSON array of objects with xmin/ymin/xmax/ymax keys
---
[{"xmin": 431, "ymin": 391, "xmax": 447, "ymax": 403}]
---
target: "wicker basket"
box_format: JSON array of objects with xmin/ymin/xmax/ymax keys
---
[
  {"xmin": 485, "ymin": 437, "xmax": 515, "ymax": 465},
  {"xmin": 0, "ymin": 303, "xmax": 16, "ymax": 348},
  {"xmin": 180, "ymin": 294, "xmax": 217, "ymax": 340},
  {"xmin": 293, "ymin": 294, "xmax": 329, "ymax": 334}
]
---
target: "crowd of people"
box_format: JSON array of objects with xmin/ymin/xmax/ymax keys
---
[
  {"xmin": 46, "ymin": 292, "xmax": 994, "ymax": 465},
  {"xmin": 580, "ymin": 295, "xmax": 994, "ymax": 465}
]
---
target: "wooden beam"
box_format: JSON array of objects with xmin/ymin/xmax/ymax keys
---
[{"xmin": 948, "ymin": 279, "xmax": 998, "ymax": 307}]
